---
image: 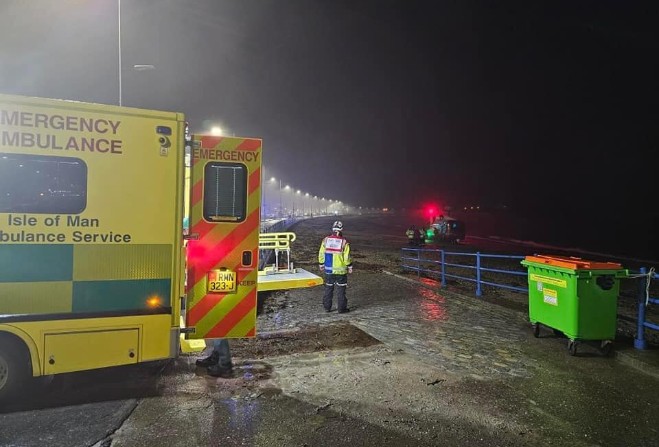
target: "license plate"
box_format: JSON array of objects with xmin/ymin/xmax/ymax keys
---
[{"xmin": 207, "ymin": 270, "xmax": 236, "ymax": 293}]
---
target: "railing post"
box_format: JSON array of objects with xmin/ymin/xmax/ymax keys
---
[
  {"xmin": 440, "ymin": 250, "xmax": 446, "ymax": 288},
  {"xmin": 476, "ymin": 251, "xmax": 482, "ymax": 297},
  {"xmin": 417, "ymin": 248, "xmax": 421, "ymax": 277},
  {"xmin": 634, "ymin": 267, "xmax": 648, "ymax": 350}
]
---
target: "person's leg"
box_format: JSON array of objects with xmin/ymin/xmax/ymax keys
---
[
  {"xmin": 208, "ymin": 339, "xmax": 234, "ymax": 377},
  {"xmin": 322, "ymin": 274, "xmax": 335, "ymax": 311},
  {"xmin": 215, "ymin": 339, "xmax": 233, "ymax": 369},
  {"xmin": 336, "ymin": 274, "xmax": 348, "ymax": 313}
]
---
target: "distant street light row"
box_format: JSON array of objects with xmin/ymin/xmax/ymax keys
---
[
  {"xmin": 188, "ymin": 122, "xmax": 351, "ymax": 216},
  {"xmin": 264, "ymin": 175, "xmax": 348, "ymax": 219}
]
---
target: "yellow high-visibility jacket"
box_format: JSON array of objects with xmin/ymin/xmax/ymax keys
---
[{"xmin": 318, "ymin": 233, "xmax": 352, "ymax": 274}]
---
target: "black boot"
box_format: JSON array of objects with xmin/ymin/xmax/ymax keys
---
[
  {"xmin": 208, "ymin": 363, "xmax": 234, "ymax": 378},
  {"xmin": 195, "ymin": 352, "xmax": 219, "ymax": 367}
]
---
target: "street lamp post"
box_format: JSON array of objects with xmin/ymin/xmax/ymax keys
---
[
  {"xmin": 118, "ymin": 0, "xmax": 122, "ymax": 106},
  {"xmin": 284, "ymin": 185, "xmax": 291, "ymax": 217},
  {"xmin": 295, "ymin": 190, "xmax": 301, "ymax": 217},
  {"xmin": 118, "ymin": 1, "xmax": 154, "ymax": 106},
  {"xmin": 304, "ymin": 193, "xmax": 309, "ymax": 216},
  {"xmin": 270, "ymin": 177, "xmax": 282, "ymax": 218}
]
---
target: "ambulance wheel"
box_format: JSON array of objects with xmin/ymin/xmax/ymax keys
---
[
  {"xmin": 567, "ymin": 340, "xmax": 578, "ymax": 356},
  {"xmin": 532, "ymin": 323, "xmax": 540, "ymax": 338},
  {"xmin": 0, "ymin": 337, "xmax": 29, "ymax": 402}
]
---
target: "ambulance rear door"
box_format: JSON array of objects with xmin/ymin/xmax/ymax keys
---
[{"xmin": 184, "ymin": 135, "xmax": 261, "ymax": 339}]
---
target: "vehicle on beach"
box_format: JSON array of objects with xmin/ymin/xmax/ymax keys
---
[{"xmin": 429, "ymin": 216, "xmax": 466, "ymax": 244}]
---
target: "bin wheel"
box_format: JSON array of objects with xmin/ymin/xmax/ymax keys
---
[
  {"xmin": 532, "ymin": 323, "xmax": 541, "ymax": 338},
  {"xmin": 567, "ymin": 340, "xmax": 578, "ymax": 356},
  {"xmin": 598, "ymin": 341, "xmax": 613, "ymax": 357}
]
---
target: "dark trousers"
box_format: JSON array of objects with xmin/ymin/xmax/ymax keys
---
[
  {"xmin": 212, "ymin": 339, "xmax": 233, "ymax": 368},
  {"xmin": 323, "ymin": 273, "xmax": 348, "ymax": 311}
]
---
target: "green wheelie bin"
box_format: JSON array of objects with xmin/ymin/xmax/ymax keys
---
[{"xmin": 521, "ymin": 255, "xmax": 628, "ymax": 356}]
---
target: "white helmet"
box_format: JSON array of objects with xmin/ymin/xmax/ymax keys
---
[{"xmin": 332, "ymin": 221, "xmax": 343, "ymax": 232}]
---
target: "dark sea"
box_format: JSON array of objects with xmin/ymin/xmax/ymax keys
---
[{"xmin": 454, "ymin": 210, "xmax": 658, "ymax": 265}]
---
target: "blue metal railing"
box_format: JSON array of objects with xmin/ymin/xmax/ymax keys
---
[
  {"xmin": 401, "ymin": 248, "xmax": 528, "ymax": 296},
  {"xmin": 261, "ymin": 218, "xmax": 297, "ymax": 233},
  {"xmin": 634, "ymin": 267, "xmax": 659, "ymax": 350}
]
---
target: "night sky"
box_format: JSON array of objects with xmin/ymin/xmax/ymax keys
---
[{"xmin": 1, "ymin": 0, "xmax": 657, "ymax": 218}]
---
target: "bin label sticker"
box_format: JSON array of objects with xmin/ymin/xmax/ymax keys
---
[
  {"xmin": 543, "ymin": 288, "xmax": 558, "ymax": 306},
  {"xmin": 530, "ymin": 274, "xmax": 567, "ymax": 288}
]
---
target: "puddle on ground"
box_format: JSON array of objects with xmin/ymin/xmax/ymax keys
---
[
  {"xmin": 191, "ymin": 360, "xmax": 274, "ymax": 381},
  {"xmin": 416, "ymin": 287, "xmax": 449, "ymax": 321}
]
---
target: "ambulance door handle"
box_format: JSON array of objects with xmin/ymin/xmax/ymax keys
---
[
  {"xmin": 184, "ymin": 233, "xmax": 199, "ymax": 240},
  {"xmin": 242, "ymin": 251, "xmax": 252, "ymax": 266}
]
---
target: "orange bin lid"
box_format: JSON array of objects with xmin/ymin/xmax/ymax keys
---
[{"xmin": 524, "ymin": 255, "xmax": 622, "ymax": 271}]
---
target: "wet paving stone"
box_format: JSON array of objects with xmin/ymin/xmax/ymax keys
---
[{"xmin": 257, "ymin": 270, "xmax": 538, "ymax": 379}]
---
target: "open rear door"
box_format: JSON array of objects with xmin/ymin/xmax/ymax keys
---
[{"xmin": 185, "ymin": 135, "xmax": 261, "ymax": 339}]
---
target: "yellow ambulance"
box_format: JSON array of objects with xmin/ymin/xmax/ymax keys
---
[{"xmin": 0, "ymin": 93, "xmax": 319, "ymax": 401}]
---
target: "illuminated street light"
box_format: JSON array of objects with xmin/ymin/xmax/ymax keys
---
[
  {"xmin": 211, "ymin": 126, "xmax": 223, "ymax": 136},
  {"xmin": 133, "ymin": 64, "xmax": 155, "ymax": 71}
]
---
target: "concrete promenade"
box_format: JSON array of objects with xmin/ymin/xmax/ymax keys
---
[{"xmin": 1, "ymin": 215, "xmax": 657, "ymax": 447}]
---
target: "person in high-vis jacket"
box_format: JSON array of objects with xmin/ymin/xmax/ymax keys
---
[
  {"xmin": 406, "ymin": 225, "xmax": 417, "ymax": 246},
  {"xmin": 318, "ymin": 221, "xmax": 353, "ymax": 313}
]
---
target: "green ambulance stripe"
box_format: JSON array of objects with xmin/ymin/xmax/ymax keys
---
[
  {"xmin": 0, "ymin": 244, "xmax": 173, "ymax": 315},
  {"xmin": 0, "ymin": 244, "xmax": 73, "ymax": 282},
  {"xmin": 72, "ymin": 278, "xmax": 171, "ymax": 312}
]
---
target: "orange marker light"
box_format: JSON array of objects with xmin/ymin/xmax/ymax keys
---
[{"xmin": 146, "ymin": 296, "xmax": 161, "ymax": 308}]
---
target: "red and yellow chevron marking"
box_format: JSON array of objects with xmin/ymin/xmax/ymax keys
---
[{"xmin": 185, "ymin": 136, "xmax": 262, "ymax": 339}]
